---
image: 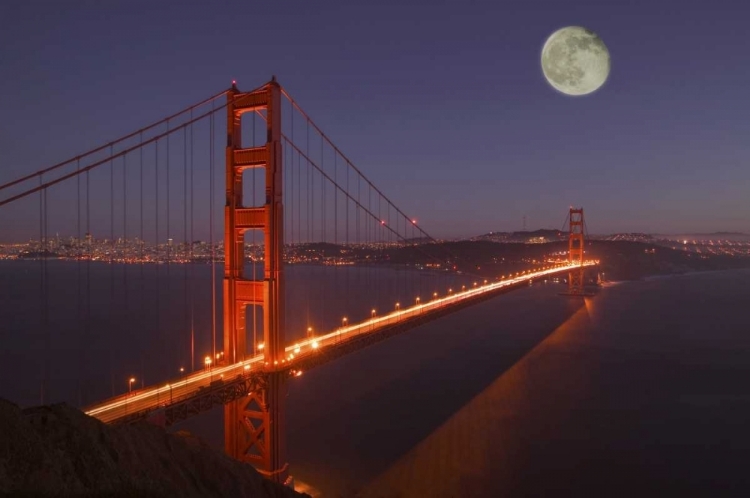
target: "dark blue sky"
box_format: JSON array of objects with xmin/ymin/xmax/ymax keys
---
[{"xmin": 1, "ymin": 0, "xmax": 748, "ymax": 238}]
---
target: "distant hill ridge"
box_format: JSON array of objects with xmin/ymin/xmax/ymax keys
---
[{"xmin": 470, "ymin": 229, "xmax": 564, "ymax": 242}]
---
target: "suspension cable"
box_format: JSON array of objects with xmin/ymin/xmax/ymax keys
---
[
  {"xmin": 0, "ymin": 90, "xmax": 261, "ymax": 208},
  {"xmin": 280, "ymin": 88, "xmax": 437, "ymax": 242},
  {"xmin": 0, "ymin": 89, "xmax": 231, "ymax": 193}
]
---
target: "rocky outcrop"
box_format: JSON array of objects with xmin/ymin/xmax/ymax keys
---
[{"xmin": 0, "ymin": 398, "xmax": 308, "ymax": 497}]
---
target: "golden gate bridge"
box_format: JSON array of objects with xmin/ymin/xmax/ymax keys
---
[{"xmin": 0, "ymin": 78, "xmax": 596, "ymax": 485}]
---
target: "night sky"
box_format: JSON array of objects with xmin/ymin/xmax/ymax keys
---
[{"xmin": 1, "ymin": 0, "xmax": 748, "ymax": 238}]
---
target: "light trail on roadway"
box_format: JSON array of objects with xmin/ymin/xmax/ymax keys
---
[{"xmin": 85, "ymin": 262, "xmax": 595, "ymax": 424}]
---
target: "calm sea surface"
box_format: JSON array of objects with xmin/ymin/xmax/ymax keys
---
[{"xmin": 1, "ymin": 262, "xmax": 749, "ymax": 496}]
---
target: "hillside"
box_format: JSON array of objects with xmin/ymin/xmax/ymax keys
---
[{"xmin": 0, "ymin": 399, "xmax": 309, "ymax": 498}]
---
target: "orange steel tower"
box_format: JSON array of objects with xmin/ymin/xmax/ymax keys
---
[
  {"xmin": 223, "ymin": 78, "xmax": 287, "ymax": 482},
  {"xmin": 568, "ymin": 207, "xmax": 585, "ymax": 295}
]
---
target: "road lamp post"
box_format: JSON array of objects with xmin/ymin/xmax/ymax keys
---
[
  {"xmin": 128, "ymin": 377, "xmax": 135, "ymax": 395},
  {"xmin": 371, "ymin": 309, "xmax": 376, "ymax": 330},
  {"xmin": 180, "ymin": 367, "xmax": 187, "ymax": 388},
  {"xmin": 205, "ymin": 356, "xmax": 212, "ymax": 381},
  {"xmin": 340, "ymin": 317, "xmax": 347, "ymax": 341}
]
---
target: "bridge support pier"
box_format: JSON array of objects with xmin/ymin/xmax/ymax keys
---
[
  {"xmin": 223, "ymin": 78, "xmax": 288, "ymax": 483},
  {"xmin": 224, "ymin": 373, "xmax": 287, "ymax": 480}
]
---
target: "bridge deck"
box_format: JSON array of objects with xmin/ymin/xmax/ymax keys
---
[{"xmin": 85, "ymin": 263, "xmax": 595, "ymax": 425}]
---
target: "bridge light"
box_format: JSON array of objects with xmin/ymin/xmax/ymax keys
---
[
  {"xmin": 295, "ymin": 370, "xmax": 303, "ymax": 377},
  {"xmin": 395, "ymin": 302, "xmax": 400, "ymax": 310},
  {"xmin": 412, "ymin": 219, "xmax": 417, "ymax": 224},
  {"xmin": 257, "ymin": 342, "xmax": 265, "ymax": 351},
  {"xmin": 294, "ymin": 345, "xmax": 301, "ymax": 354},
  {"xmin": 244, "ymin": 364, "xmax": 250, "ymax": 370},
  {"xmin": 311, "ymin": 340, "xmax": 319, "ymax": 349}
]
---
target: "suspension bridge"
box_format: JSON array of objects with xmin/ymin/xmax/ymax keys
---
[{"xmin": 0, "ymin": 78, "xmax": 597, "ymax": 485}]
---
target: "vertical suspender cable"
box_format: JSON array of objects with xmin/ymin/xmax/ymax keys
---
[
  {"xmin": 210, "ymin": 105, "xmax": 216, "ymax": 361},
  {"xmin": 139, "ymin": 133, "xmax": 145, "ymax": 385},
  {"xmin": 334, "ymin": 152, "xmax": 338, "ymax": 319},
  {"xmin": 76, "ymin": 159, "xmax": 82, "ymax": 407},
  {"xmin": 307, "ymin": 120, "xmax": 311, "ymax": 243},
  {"xmin": 305, "ymin": 119, "xmax": 310, "ymax": 327},
  {"xmin": 154, "ymin": 139, "xmax": 160, "ymax": 389},
  {"xmin": 378, "ymin": 191, "xmax": 382, "ymax": 303},
  {"xmin": 290, "ymin": 103, "xmax": 296, "ymax": 250},
  {"xmin": 165, "ymin": 124, "xmax": 171, "ymax": 363},
  {"xmin": 296, "ymin": 119, "xmax": 301, "ymax": 247},
  {"xmin": 109, "ymin": 145, "xmax": 115, "ymax": 396},
  {"xmin": 122, "ymin": 153, "xmax": 129, "ymax": 393},
  {"xmin": 43, "ymin": 184, "xmax": 48, "ymax": 403},
  {"xmin": 85, "ymin": 169, "xmax": 91, "ymax": 403},
  {"xmin": 183, "ymin": 125, "xmax": 188, "ymax": 369},
  {"xmin": 320, "ymin": 135, "xmax": 325, "ymax": 331},
  {"xmin": 345, "ymin": 156, "xmax": 350, "ymax": 319},
  {"xmin": 190, "ymin": 111, "xmax": 195, "ymax": 371},
  {"xmin": 166, "ymin": 121, "xmax": 171, "ymax": 266},
  {"xmin": 38, "ymin": 176, "xmax": 44, "ymax": 405}
]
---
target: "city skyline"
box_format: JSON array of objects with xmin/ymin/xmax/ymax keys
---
[{"xmin": 1, "ymin": 0, "xmax": 748, "ymax": 239}]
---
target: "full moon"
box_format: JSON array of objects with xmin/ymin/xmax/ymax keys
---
[{"xmin": 541, "ymin": 26, "xmax": 610, "ymax": 96}]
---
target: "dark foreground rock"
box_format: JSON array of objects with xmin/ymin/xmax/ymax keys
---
[{"xmin": 0, "ymin": 399, "xmax": 309, "ymax": 498}]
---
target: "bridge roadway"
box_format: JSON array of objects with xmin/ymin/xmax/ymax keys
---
[{"xmin": 85, "ymin": 263, "xmax": 595, "ymax": 425}]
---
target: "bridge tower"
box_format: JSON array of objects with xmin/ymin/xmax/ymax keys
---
[
  {"xmin": 568, "ymin": 207, "xmax": 585, "ymax": 295},
  {"xmin": 223, "ymin": 78, "xmax": 288, "ymax": 482}
]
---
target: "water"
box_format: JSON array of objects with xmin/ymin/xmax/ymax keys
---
[
  {"xmin": 2, "ymin": 262, "xmax": 749, "ymax": 496},
  {"xmin": 0, "ymin": 259, "xmax": 474, "ymax": 406}
]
